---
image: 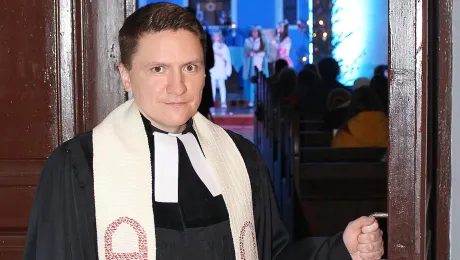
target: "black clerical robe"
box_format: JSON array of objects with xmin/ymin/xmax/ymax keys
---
[{"xmin": 23, "ymin": 118, "xmax": 350, "ymax": 260}]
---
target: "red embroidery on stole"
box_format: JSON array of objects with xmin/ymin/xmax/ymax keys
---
[
  {"xmin": 238, "ymin": 221, "xmax": 257, "ymax": 260},
  {"xmin": 104, "ymin": 217, "xmax": 148, "ymax": 260}
]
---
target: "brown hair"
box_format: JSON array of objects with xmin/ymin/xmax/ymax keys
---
[
  {"xmin": 119, "ymin": 2, "xmax": 207, "ymax": 70},
  {"xmin": 249, "ymin": 28, "xmax": 265, "ymax": 52},
  {"xmin": 279, "ymin": 24, "xmax": 289, "ymax": 42}
]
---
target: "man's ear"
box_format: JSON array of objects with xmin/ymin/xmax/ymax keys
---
[{"xmin": 119, "ymin": 63, "xmax": 132, "ymax": 92}]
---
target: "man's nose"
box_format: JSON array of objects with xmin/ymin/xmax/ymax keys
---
[{"xmin": 166, "ymin": 69, "xmax": 186, "ymax": 95}]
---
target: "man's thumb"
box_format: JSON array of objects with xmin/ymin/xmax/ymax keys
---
[{"xmin": 348, "ymin": 216, "xmax": 375, "ymax": 231}]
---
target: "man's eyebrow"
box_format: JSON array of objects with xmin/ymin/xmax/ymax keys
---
[
  {"xmin": 143, "ymin": 59, "xmax": 203, "ymax": 67},
  {"xmin": 144, "ymin": 61, "xmax": 169, "ymax": 67},
  {"xmin": 182, "ymin": 59, "xmax": 203, "ymax": 65}
]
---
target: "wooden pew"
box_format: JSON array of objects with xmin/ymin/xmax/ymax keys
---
[
  {"xmin": 300, "ymin": 131, "xmax": 332, "ymax": 147},
  {"xmin": 299, "ymin": 162, "xmax": 387, "ymax": 198},
  {"xmin": 301, "ymin": 147, "xmax": 387, "ymax": 162},
  {"xmin": 298, "ymin": 162, "xmax": 387, "ymax": 236},
  {"xmin": 299, "ymin": 120, "xmax": 324, "ymax": 131},
  {"xmin": 253, "ymin": 70, "xmax": 303, "ymax": 238},
  {"xmin": 255, "ymin": 69, "xmax": 375, "ymax": 239},
  {"xmin": 254, "ymin": 76, "xmax": 389, "ymax": 240},
  {"xmin": 278, "ymin": 105, "xmax": 300, "ymax": 238},
  {"xmin": 287, "ymin": 109, "xmax": 389, "ymax": 237},
  {"xmin": 254, "ymin": 68, "xmax": 285, "ymax": 219},
  {"xmin": 254, "ymin": 68, "xmax": 275, "ymax": 177},
  {"xmin": 300, "ymin": 114, "xmax": 324, "ymax": 121}
]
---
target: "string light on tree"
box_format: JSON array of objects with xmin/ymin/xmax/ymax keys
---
[
  {"xmin": 297, "ymin": 19, "xmax": 312, "ymax": 64},
  {"xmin": 312, "ymin": 0, "xmax": 334, "ymax": 62}
]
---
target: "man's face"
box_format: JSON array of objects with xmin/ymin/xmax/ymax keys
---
[{"xmin": 119, "ymin": 30, "xmax": 205, "ymax": 132}]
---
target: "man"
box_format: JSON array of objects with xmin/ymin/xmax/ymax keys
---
[
  {"xmin": 306, "ymin": 57, "xmax": 350, "ymax": 115},
  {"xmin": 24, "ymin": 3, "xmax": 384, "ymax": 260}
]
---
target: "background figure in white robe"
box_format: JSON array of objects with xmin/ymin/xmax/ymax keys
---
[
  {"xmin": 244, "ymin": 26, "xmax": 269, "ymax": 107},
  {"xmin": 274, "ymin": 21, "xmax": 293, "ymax": 68},
  {"xmin": 210, "ymin": 31, "xmax": 232, "ymax": 108}
]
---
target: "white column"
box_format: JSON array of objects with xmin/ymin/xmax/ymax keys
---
[
  {"xmin": 275, "ymin": 0, "xmax": 283, "ymax": 27},
  {"xmin": 231, "ymin": 0, "xmax": 238, "ymax": 25},
  {"xmin": 308, "ymin": 0, "xmax": 313, "ymax": 63}
]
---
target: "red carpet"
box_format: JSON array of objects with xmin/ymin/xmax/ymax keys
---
[
  {"xmin": 212, "ymin": 114, "xmax": 254, "ymax": 126},
  {"xmin": 210, "ymin": 107, "xmax": 255, "ymax": 142}
]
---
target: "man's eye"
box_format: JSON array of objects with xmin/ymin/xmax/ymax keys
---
[
  {"xmin": 184, "ymin": 64, "xmax": 197, "ymax": 72},
  {"xmin": 151, "ymin": 67, "xmax": 164, "ymax": 73}
]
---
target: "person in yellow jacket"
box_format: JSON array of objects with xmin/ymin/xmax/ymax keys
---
[{"xmin": 332, "ymin": 87, "xmax": 388, "ymax": 148}]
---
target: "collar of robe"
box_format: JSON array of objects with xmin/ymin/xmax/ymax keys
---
[
  {"xmin": 141, "ymin": 115, "xmax": 220, "ymax": 202},
  {"xmin": 92, "ymin": 99, "xmax": 258, "ymax": 260},
  {"xmin": 145, "ymin": 115, "xmax": 194, "ymax": 135}
]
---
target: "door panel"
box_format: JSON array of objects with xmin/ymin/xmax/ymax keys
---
[
  {"xmin": 0, "ymin": 236, "xmax": 25, "ymax": 259},
  {"xmin": 0, "ymin": 162, "xmax": 40, "ymax": 232},
  {"xmin": 0, "ymin": 0, "xmax": 134, "ymax": 258},
  {"xmin": 0, "ymin": 1, "xmax": 59, "ymax": 159},
  {"xmin": 0, "ymin": 1, "xmax": 59, "ymax": 258}
]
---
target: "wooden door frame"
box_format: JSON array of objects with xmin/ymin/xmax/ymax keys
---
[
  {"xmin": 75, "ymin": 0, "xmax": 136, "ymax": 134},
  {"xmin": 388, "ymin": 0, "xmax": 452, "ymax": 259},
  {"xmin": 433, "ymin": 0, "xmax": 452, "ymax": 259}
]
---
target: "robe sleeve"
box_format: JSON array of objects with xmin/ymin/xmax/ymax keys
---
[
  {"xmin": 254, "ymin": 147, "xmax": 351, "ymax": 259},
  {"xmin": 263, "ymin": 36, "xmax": 269, "ymax": 56},
  {"xmin": 228, "ymin": 131, "xmax": 351, "ymax": 260},
  {"xmin": 23, "ymin": 145, "xmax": 72, "ymax": 259},
  {"xmin": 250, "ymin": 142, "xmax": 290, "ymax": 260},
  {"xmin": 244, "ymin": 38, "xmax": 253, "ymax": 56},
  {"xmin": 23, "ymin": 139, "xmax": 95, "ymax": 260},
  {"xmin": 224, "ymin": 45, "xmax": 232, "ymax": 77},
  {"xmin": 276, "ymin": 233, "xmax": 351, "ymax": 260}
]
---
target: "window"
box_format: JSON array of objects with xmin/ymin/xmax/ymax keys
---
[
  {"xmin": 283, "ymin": 0, "xmax": 298, "ymax": 25},
  {"xmin": 189, "ymin": 0, "xmax": 232, "ymax": 26}
]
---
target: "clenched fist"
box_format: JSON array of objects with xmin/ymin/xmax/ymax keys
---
[{"xmin": 343, "ymin": 216, "xmax": 384, "ymax": 260}]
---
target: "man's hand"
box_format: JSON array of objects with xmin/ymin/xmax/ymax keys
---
[{"xmin": 343, "ymin": 216, "xmax": 384, "ymax": 260}]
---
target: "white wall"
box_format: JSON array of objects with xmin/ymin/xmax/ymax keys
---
[{"xmin": 451, "ymin": 0, "xmax": 460, "ymax": 258}]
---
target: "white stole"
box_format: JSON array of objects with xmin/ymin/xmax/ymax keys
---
[{"xmin": 92, "ymin": 99, "xmax": 258, "ymax": 260}]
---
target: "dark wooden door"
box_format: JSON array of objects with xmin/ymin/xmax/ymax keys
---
[
  {"xmin": 388, "ymin": 0, "xmax": 430, "ymax": 258},
  {"xmin": 0, "ymin": 1, "xmax": 134, "ymax": 258},
  {"xmin": 388, "ymin": 0, "xmax": 452, "ymax": 259}
]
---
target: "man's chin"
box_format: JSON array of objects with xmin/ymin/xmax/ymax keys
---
[{"xmin": 164, "ymin": 115, "xmax": 192, "ymax": 127}]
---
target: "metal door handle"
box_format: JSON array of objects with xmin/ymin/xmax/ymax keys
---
[{"xmin": 369, "ymin": 212, "xmax": 388, "ymax": 218}]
